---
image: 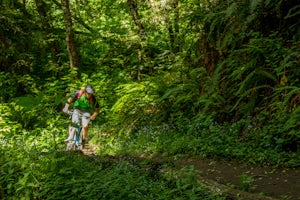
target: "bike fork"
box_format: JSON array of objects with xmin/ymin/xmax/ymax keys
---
[{"xmin": 75, "ymin": 127, "xmax": 82, "ymax": 145}]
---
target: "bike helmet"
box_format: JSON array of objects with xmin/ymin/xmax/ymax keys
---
[{"xmin": 85, "ymin": 84, "xmax": 94, "ymax": 94}]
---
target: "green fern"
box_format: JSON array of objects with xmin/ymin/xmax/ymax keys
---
[
  {"xmin": 231, "ymin": 85, "xmax": 273, "ymax": 112},
  {"xmin": 274, "ymin": 86, "xmax": 300, "ymax": 105},
  {"xmin": 285, "ymin": 4, "xmax": 300, "ymax": 19}
]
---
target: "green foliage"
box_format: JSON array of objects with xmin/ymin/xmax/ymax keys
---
[
  {"xmin": 239, "ymin": 174, "xmax": 254, "ymax": 192},
  {"xmin": 1, "ymin": 1, "xmax": 300, "ymax": 197},
  {"xmin": 0, "ymin": 72, "xmax": 17, "ymax": 102},
  {"xmin": 94, "ymin": 101, "xmax": 299, "ymax": 166},
  {"xmin": 0, "ymin": 146, "xmax": 224, "ymax": 199},
  {"xmin": 110, "ymin": 81, "xmax": 159, "ymax": 132}
]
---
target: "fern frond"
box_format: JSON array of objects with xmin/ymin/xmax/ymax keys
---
[
  {"xmin": 231, "ymin": 85, "xmax": 273, "ymax": 112},
  {"xmin": 159, "ymin": 86, "xmax": 184, "ymax": 101},
  {"xmin": 285, "ymin": 4, "xmax": 300, "ymax": 19},
  {"xmin": 257, "ymin": 69, "xmax": 276, "ymax": 81},
  {"xmin": 275, "ymin": 86, "xmax": 300, "ymax": 104},
  {"xmin": 249, "ymin": 0, "xmax": 261, "ymax": 12},
  {"xmin": 225, "ymin": 2, "xmax": 237, "ymax": 18},
  {"xmin": 112, "ymin": 81, "xmax": 158, "ymax": 114},
  {"xmin": 235, "ymin": 70, "xmax": 256, "ymax": 95}
]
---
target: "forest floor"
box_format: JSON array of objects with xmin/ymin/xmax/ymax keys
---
[
  {"xmin": 158, "ymin": 155, "xmax": 300, "ymax": 200},
  {"xmin": 83, "ymin": 144, "xmax": 300, "ymax": 200}
]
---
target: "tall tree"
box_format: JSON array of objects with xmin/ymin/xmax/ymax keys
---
[
  {"xmin": 127, "ymin": 0, "xmax": 145, "ymax": 81},
  {"xmin": 34, "ymin": 0, "xmax": 61, "ymax": 66},
  {"xmin": 61, "ymin": 0, "xmax": 80, "ymax": 71},
  {"xmin": 165, "ymin": 0, "xmax": 180, "ymax": 52},
  {"xmin": 127, "ymin": 0, "xmax": 144, "ymax": 34}
]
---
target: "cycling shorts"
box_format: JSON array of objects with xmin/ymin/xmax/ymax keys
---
[{"xmin": 71, "ymin": 109, "xmax": 90, "ymax": 127}]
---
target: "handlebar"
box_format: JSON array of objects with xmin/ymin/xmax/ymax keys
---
[
  {"xmin": 67, "ymin": 110, "xmax": 90, "ymax": 119},
  {"xmin": 62, "ymin": 104, "xmax": 91, "ymax": 120}
]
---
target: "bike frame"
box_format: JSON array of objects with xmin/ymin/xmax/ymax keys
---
[{"xmin": 66, "ymin": 110, "xmax": 89, "ymax": 151}]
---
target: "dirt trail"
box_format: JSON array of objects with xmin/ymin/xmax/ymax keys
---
[
  {"xmin": 82, "ymin": 142, "xmax": 96, "ymax": 155},
  {"xmin": 82, "ymin": 145, "xmax": 300, "ymax": 200},
  {"xmin": 170, "ymin": 156, "xmax": 300, "ymax": 200}
]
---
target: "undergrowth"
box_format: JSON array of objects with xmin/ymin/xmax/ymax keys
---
[
  {"xmin": 0, "ymin": 147, "xmax": 224, "ymax": 200},
  {"xmin": 94, "ymin": 119, "xmax": 300, "ymax": 167},
  {"xmin": 0, "ymin": 100, "xmax": 225, "ymax": 200}
]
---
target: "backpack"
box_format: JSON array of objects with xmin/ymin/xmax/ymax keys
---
[{"xmin": 77, "ymin": 89, "xmax": 93, "ymax": 104}]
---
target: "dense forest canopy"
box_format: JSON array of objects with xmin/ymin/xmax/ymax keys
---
[{"xmin": 0, "ymin": 0, "xmax": 300, "ymax": 198}]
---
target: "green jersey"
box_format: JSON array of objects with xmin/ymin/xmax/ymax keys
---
[{"xmin": 71, "ymin": 89, "xmax": 99, "ymax": 113}]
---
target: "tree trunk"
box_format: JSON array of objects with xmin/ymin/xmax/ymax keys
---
[
  {"xmin": 127, "ymin": 0, "xmax": 144, "ymax": 81},
  {"xmin": 173, "ymin": 0, "xmax": 179, "ymax": 52},
  {"xmin": 61, "ymin": 0, "xmax": 80, "ymax": 70},
  {"xmin": 127, "ymin": 0, "xmax": 143, "ymax": 34},
  {"xmin": 164, "ymin": 0, "xmax": 180, "ymax": 52},
  {"xmin": 198, "ymin": 33, "xmax": 218, "ymax": 77},
  {"xmin": 35, "ymin": 0, "xmax": 61, "ymax": 66}
]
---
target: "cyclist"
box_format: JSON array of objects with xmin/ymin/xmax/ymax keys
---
[{"xmin": 63, "ymin": 84, "xmax": 100, "ymax": 145}]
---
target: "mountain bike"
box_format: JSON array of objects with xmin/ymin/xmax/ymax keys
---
[{"xmin": 65, "ymin": 110, "xmax": 90, "ymax": 151}]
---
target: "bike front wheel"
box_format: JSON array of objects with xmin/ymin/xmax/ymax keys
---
[{"xmin": 66, "ymin": 127, "xmax": 77, "ymax": 151}]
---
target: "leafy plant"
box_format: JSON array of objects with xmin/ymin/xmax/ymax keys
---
[{"xmin": 239, "ymin": 174, "xmax": 255, "ymax": 192}]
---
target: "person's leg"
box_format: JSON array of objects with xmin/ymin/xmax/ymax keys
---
[
  {"xmin": 82, "ymin": 112, "xmax": 91, "ymax": 142},
  {"xmin": 65, "ymin": 109, "xmax": 80, "ymax": 141},
  {"xmin": 64, "ymin": 126, "xmax": 73, "ymax": 142},
  {"xmin": 82, "ymin": 126, "xmax": 88, "ymax": 141}
]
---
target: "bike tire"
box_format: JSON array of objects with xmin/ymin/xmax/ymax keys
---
[
  {"xmin": 66, "ymin": 127, "xmax": 77, "ymax": 151},
  {"xmin": 75, "ymin": 127, "xmax": 83, "ymax": 151}
]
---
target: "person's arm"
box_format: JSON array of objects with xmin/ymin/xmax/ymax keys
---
[
  {"xmin": 90, "ymin": 96, "xmax": 100, "ymax": 120},
  {"xmin": 69, "ymin": 90, "xmax": 80, "ymax": 103},
  {"xmin": 62, "ymin": 91, "xmax": 79, "ymax": 113},
  {"xmin": 90, "ymin": 107, "xmax": 99, "ymax": 120}
]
